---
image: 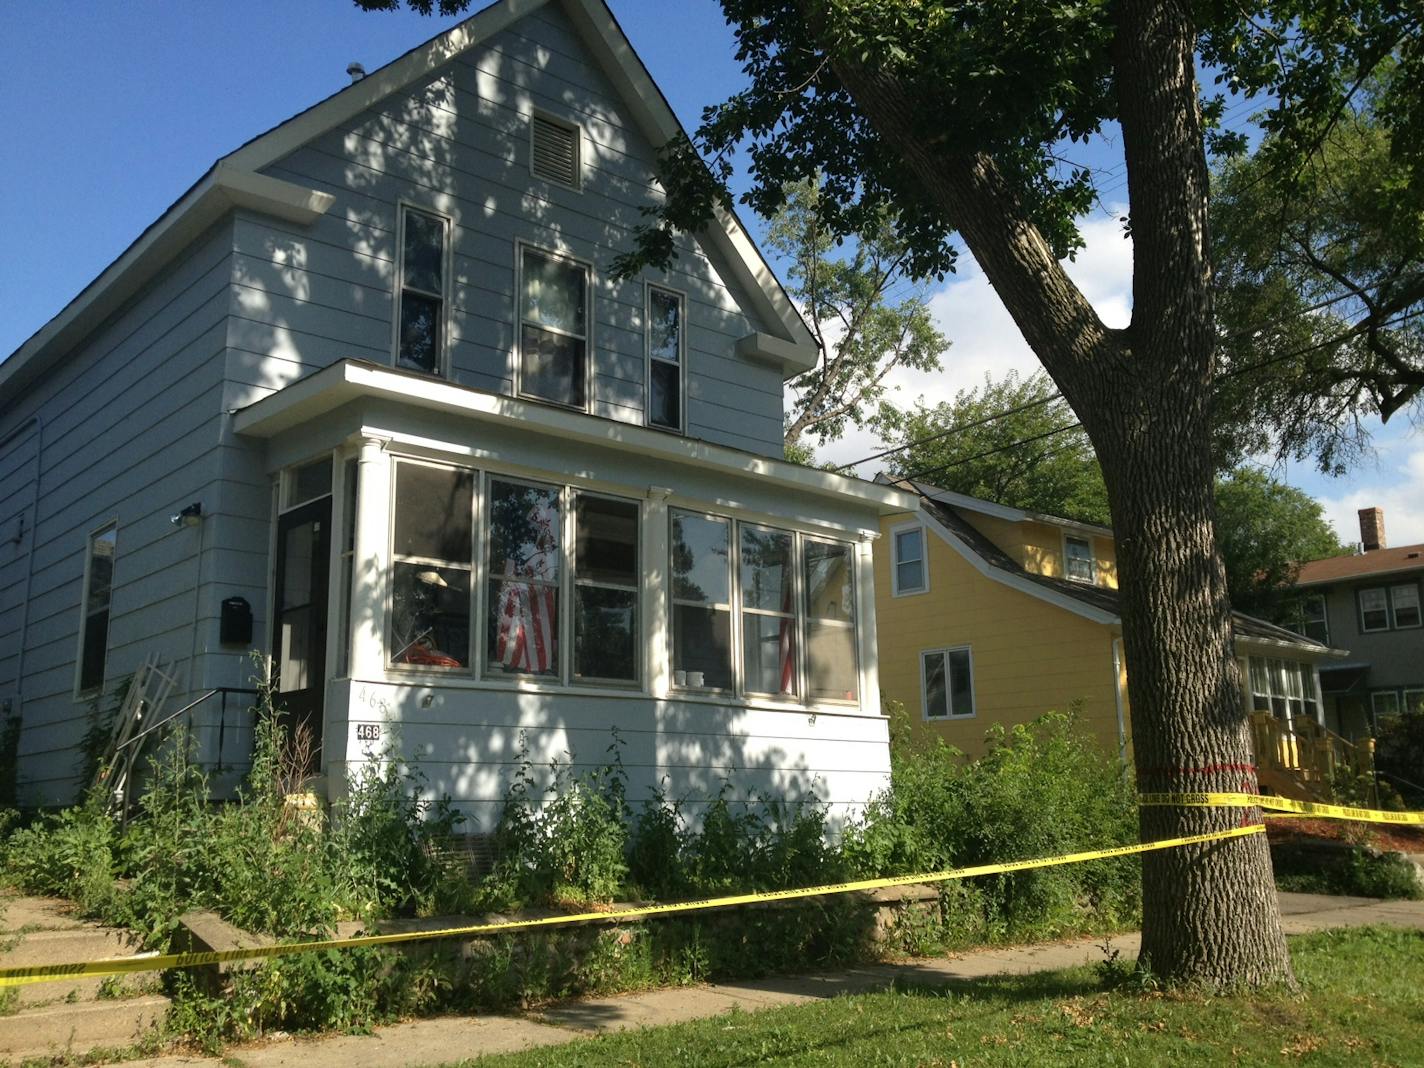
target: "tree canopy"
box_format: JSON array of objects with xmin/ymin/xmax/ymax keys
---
[
  {"xmin": 882, "ymin": 371, "xmax": 1110, "ymax": 525},
  {"xmin": 1213, "ymin": 84, "xmax": 1424, "ymax": 475},
  {"xmin": 772, "ymin": 180, "xmax": 947, "ymax": 455},
  {"xmin": 362, "ymin": 0, "xmax": 1424, "ymax": 988}
]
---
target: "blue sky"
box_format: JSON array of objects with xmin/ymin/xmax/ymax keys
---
[{"xmin": 3, "ymin": 0, "xmax": 1419, "ymax": 545}]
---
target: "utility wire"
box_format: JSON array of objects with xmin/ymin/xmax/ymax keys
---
[{"xmin": 834, "ymin": 302, "xmax": 1421, "ymax": 477}]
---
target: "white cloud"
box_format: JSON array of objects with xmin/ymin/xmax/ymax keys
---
[
  {"xmin": 813, "ymin": 209, "xmax": 1133, "ymax": 471},
  {"xmin": 1316, "ymin": 442, "xmax": 1424, "ymax": 549}
]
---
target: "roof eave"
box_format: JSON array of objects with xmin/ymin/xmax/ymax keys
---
[{"xmin": 233, "ymin": 360, "xmax": 918, "ymax": 515}]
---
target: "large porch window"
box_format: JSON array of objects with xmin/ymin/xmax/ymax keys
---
[
  {"xmin": 670, "ymin": 508, "xmax": 859, "ymax": 705},
  {"xmin": 384, "ymin": 460, "xmax": 641, "ymax": 687}
]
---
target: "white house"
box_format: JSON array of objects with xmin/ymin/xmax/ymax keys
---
[{"xmin": 0, "ymin": 0, "xmax": 912, "ymax": 824}]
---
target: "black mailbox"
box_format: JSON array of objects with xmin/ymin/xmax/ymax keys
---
[{"xmin": 220, "ymin": 597, "xmax": 253, "ymax": 645}]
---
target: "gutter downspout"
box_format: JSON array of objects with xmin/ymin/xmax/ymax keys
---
[
  {"xmin": 1111, "ymin": 636, "xmax": 1128, "ymax": 767},
  {"xmin": 1, "ymin": 415, "xmax": 44, "ymax": 717}
]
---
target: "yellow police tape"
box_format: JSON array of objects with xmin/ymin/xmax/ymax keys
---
[
  {"xmin": 1138, "ymin": 792, "xmax": 1424, "ymax": 826},
  {"xmin": 0, "ymin": 823, "xmax": 1265, "ymax": 990}
]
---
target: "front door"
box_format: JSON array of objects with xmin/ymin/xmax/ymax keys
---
[{"xmin": 271, "ymin": 496, "xmax": 331, "ymax": 773}]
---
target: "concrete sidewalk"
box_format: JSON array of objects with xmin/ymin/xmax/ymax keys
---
[{"xmin": 107, "ymin": 892, "xmax": 1424, "ymax": 1068}]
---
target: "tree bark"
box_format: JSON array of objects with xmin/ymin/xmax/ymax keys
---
[{"xmin": 820, "ymin": 0, "xmax": 1293, "ymax": 985}]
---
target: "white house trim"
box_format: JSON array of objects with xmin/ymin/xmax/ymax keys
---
[
  {"xmin": 904, "ymin": 479, "xmax": 1113, "ymax": 539},
  {"xmin": 916, "ymin": 507, "xmax": 1121, "ymax": 625},
  {"xmin": 232, "ymin": 360, "xmax": 917, "ymax": 515}
]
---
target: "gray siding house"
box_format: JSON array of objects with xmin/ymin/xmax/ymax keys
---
[
  {"xmin": 0, "ymin": 0, "xmax": 912, "ymax": 820},
  {"xmin": 1290, "ymin": 507, "xmax": 1424, "ymax": 740}
]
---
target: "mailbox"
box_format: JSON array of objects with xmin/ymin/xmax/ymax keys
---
[{"xmin": 220, "ymin": 596, "xmax": 253, "ymax": 645}]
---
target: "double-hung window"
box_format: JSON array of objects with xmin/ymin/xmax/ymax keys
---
[
  {"xmin": 670, "ymin": 512, "xmax": 734, "ymax": 691},
  {"xmin": 389, "ymin": 461, "xmax": 474, "ymax": 669},
  {"xmin": 519, "ymin": 247, "xmax": 588, "ymax": 409},
  {"xmin": 1404, "ymin": 689, "xmax": 1424, "ymax": 715},
  {"xmin": 922, "ymin": 647, "xmax": 974, "ymax": 720},
  {"xmin": 77, "ymin": 524, "xmax": 118, "ymax": 694},
  {"xmin": 647, "ymin": 286, "xmax": 684, "ymax": 431},
  {"xmin": 573, "ymin": 494, "xmax": 639, "ymax": 684},
  {"xmin": 486, "ymin": 478, "xmax": 562, "ymax": 678},
  {"xmin": 892, "ymin": 525, "xmax": 926, "ymax": 595},
  {"xmin": 1296, "ymin": 593, "xmax": 1329, "ymax": 644},
  {"xmin": 396, "ymin": 206, "xmax": 448, "ymax": 374},
  {"xmin": 1359, "ymin": 587, "xmax": 1390, "ymax": 632},
  {"xmin": 1064, "ymin": 535, "xmax": 1095, "ymax": 583},
  {"xmin": 1390, "ymin": 583, "xmax": 1421, "ymax": 629}
]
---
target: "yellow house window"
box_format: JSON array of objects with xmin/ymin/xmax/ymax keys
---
[
  {"xmin": 892, "ymin": 524, "xmax": 926, "ymax": 595},
  {"xmin": 1064, "ymin": 534, "xmax": 1095, "ymax": 584},
  {"xmin": 922, "ymin": 647, "xmax": 974, "ymax": 720}
]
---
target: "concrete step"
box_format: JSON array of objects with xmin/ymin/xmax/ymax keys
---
[
  {"xmin": 0, "ymin": 993, "xmax": 170, "ymax": 1060},
  {"xmin": 0, "ymin": 925, "xmax": 137, "ymax": 969},
  {"xmin": 0, "ymin": 895, "xmax": 89, "ymax": 933}
]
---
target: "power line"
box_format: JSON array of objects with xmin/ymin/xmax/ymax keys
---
[{"xmin": 834, "ymin": 302, "xmax": 1420, "ymax": 477}]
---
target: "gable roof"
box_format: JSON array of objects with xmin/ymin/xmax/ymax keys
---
[
  {"xmin": 0, "ymin": 0, "xmax": 817, "ymax": 401},
  {"xmin": 911, "ymin": 490, "xmax": 1338, "ymax": 656},
  {"xmin": 877, "ymin": 476, "xmax": 1113, "ymax": 538},
  {"xmin": 1294, "ymin": 543, "xmax": 1424, "ymax": 587}
]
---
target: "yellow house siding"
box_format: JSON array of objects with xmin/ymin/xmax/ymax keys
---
[
  {"xmin": 875, "ymin": 512, "xmax": 1125, "ymax": 759},
  {"xmin": 955, "ymin": 511, "xmax": 1118, "ymax": 589}
]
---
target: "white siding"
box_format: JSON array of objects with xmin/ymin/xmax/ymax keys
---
[
  {"xmin": 237, "ymin": 4, "xmax": 787, "ymax": 455},
  {"xmin": 0, "ymin": 223, "xmax": 238, "ymax": 806}
]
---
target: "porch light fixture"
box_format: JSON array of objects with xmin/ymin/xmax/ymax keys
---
[
  {"xmin": 170, "ymin": 502, "xmax": 203, "ymax": 527},
  {"xmin": 415, "ymin": 569, "xmax": 449, "ymax": 588}
]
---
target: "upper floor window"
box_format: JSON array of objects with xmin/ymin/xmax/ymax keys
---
[
  {"xmin": 1287, "ymin": 595, "xmax": 1327, "ymax": 643},
  {"xmin": 519, "ymin": 246, "xmax": 589, "ymax": 410},
  {"xmin": 1064, "ymin": 535, "xmax": 1095, "ymax": 583},
  {"xmin": 1358, "ymin": 582, "xmax": 1421, "ymax": 632},
  {"xmin": 1391, "ymin": 583, "xmax": 1422, "ymax": 629},
  {"xmin": 647, "ymin": 286, "xmax": 684, "ymax": 432},
  {"xmin": 922, "ymin": 646, "xmax": 974, "ymax": 720},
  {"xmin": 77, "ymin": 523, "xmax": 117, "ymax": 694},
  {"xmin": 395, "ymin": 206, "xmax": 448, "ymax": 375},
  {"xmin": 892, "ymin": 525, "xmax": 926, "ymax": 595}
]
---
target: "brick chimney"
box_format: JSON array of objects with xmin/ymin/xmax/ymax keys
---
[{"xmin": 1358, "ymin": 506, "xmax": 1386, "ymax": 552}]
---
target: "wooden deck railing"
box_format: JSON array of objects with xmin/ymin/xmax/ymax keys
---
[{"xmin": 1249, "ymin": 710, "xmax": 1377, "ymax": 805}]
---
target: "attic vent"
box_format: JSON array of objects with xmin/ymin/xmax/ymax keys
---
[{"xmin": 531, "ymin": 114, "xmax": 580, "ymax": 187}]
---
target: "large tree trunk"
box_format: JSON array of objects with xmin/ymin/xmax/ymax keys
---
[{"xmin": 819, "ymin": 0, "xmax": 1294, "ymax": 985}]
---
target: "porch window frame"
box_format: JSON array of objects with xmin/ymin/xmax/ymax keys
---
[
  {"xmin": 570, "ymin": 488, "xmax": 643, "ymax": 688},
  {"xmin": 667, "ymin": 508, "xmax": 862, "ymax": 709},
  {"xmin": 74, "ymin": 519, "xmax": 119, "ymax": 699},
  {"xmin": 481, "ymin": 473, "xmax": 567, "ymax": 683},
  {"xmin": 391, "ymin": 201, "xmax": 453, "ymax": 378},
  {"xmin": 890, "ymin": 521, "xmax": 927, "ymax": 596},
  {"xmin": 385, "ymin": 456, "xmax": 477, "ymax": 675},
  {"xmin": 514, "ymin": 241, "xmax": 593, "ymax": 413},
  {"xmin": 920, "ymin": 645, "xmax": 975, "ymax": 721},
  {"xmin": 644, "ymin": 282, "xmax": 687, "ymax": 434}
]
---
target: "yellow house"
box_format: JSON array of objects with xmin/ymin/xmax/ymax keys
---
[{"xmin": 873, "ymin": 480, "xmax": 1358, "ymax": 797}]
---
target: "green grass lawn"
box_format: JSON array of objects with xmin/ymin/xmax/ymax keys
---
[{"xmin": 452, "ymin": 927, "xmax": 1424, "ymax": 1067}]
